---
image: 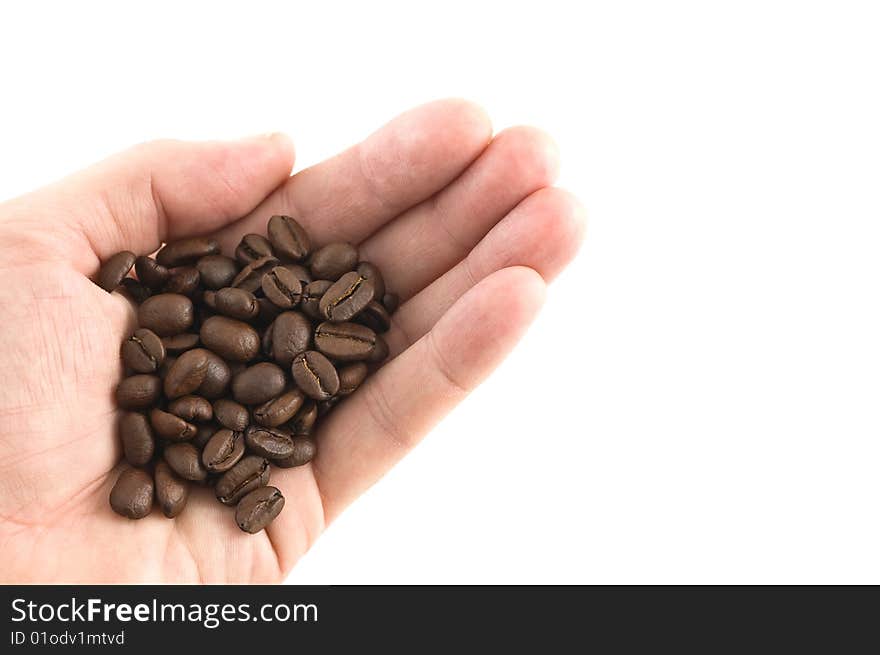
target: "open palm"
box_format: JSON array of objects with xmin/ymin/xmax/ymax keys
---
[{"xmin": 0, "ymin": 100, "xmax": 584, "ymax": 582}]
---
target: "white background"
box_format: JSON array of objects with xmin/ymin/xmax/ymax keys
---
[{"xmin": 1, "ymin": 1, "xmax": 878, "ymax": 583}]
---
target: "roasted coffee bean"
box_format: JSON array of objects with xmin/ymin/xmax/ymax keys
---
[
  {"xmin": 215, "ymin": 456, "xmax": 270, "ymax": 505},
  {"xmin": 281, "ymin": 263, "xmax": 312, "ymax": 288},
  {"xmin": 135, "ymin": 256, "xmax": 170, "ymax": 290},
  {"xmin": 232, "ymin": 255, "xmax": 279, "ymax": 293},
  {"xmin": 164, "ymin": 443, "xmax": 207, "ymax": 481},
  {"xmin": 198, "ymin": 350, "xmax": 232, "ymax": 399},
  {"xmin": 319, "ymin": 271, "xmax": 375, "ymax": 322},
  {"xmin": 245, "ymin": 426, "xmax": 296, "ymax": 460},
  {"xmin": 202, "ymin": 428, "xmax": 246, "ymax": 473},
  {"xmin": 261, "ymin": 266, "xmax": 302, "ymax": 309},
  {"xmin": 253, "ymin": 389, "xmax": 305, "ymax": 427},
  {"xmin": 356, "ymin": 300, "xmax": 391, "ymax": 333},
  {"xmin": 318, "ymin": 396, "xmax": 340, "ymax": 416},
  {"xmin": 158, "ymin": 354, "xmax": 177, "ymax": 379},
  {"xmin": 163, "ymin": 266, "xmax": 201, "ymax": 297},
  {"xmin": 368, "ymin": 334, "xmax": 389, "ymax": 363},
  {"xmin": 289, "ymin": 401, "xmax": 318, "ymax": 435},
  {"xmin": 119, "ymin": 412, "xmax": 155, "ymax": 466},
  {"xmin": 264, "ymin": 311, "xmax": 312, "ymax": 366},
  {"xmin": 357, "ymin": 261, "xmax": 386, "ymax": 299},
  {"xmin": 255, "ymin": 297, "xmax": 282, "ymax": 326},
  {"xmin": 200, "ymin": 315, "xmax": 260, "ymax": 362},
  {"xmin": 156, "ymin": 237, "xmax": 220, "ymax": 267},
  {"xmin": 138, "ymin": 293, "xmax": 194, "ymax": 337},
  {"xmin": 154, "ymin": 460, "xmax": 189, "ymax": 518},
  {"xmin": 213, "ymin": 399, "xmax": 250, "ymax": 431},
  {"xmin": 274, "ymin": 437, "xmax": 317, "ymax": 468},
  {"xmin": 382, "ymin": 292, "xmax": 399, "ymax": 314},
  {"xmin": 121, "ymin": 328, "xmax": 165, "ymax": 373},
  {"xmin": 291, "ymin": 351, "xmax": 339, "ymax": 400},
  {"xmin": 338, "ymin": 362, "xmax": 369, "ymax": 396},
  {"xmin": 235, "ymin": 233, "xmax": 274, "ymax": 265},
  {"xmin": 161, "ymin": 333, "xmax": 200, "ymax": 354},
  {"xmin": 110, "ymin": 467, "xmax": 154, "ymax": 519},
  {"xmin": 309, "ymin": 242, "xmax": 358, "ymax": 280},
  {"xmin": 116, "ymin": 374, "xmax": 161, "ymax": 409},
  {"xmin": 120, "ymin": 278, "xmax": 152, "ymax": 304},
  {"xmin": 232, "ymin": 362, "xmax": 286, "ymax": 405},
  {"xmin": 150, "ymin": 408, "xmax": 197, "ymax": 441},
  {"xmin": 314, "ymin": 321, "xmax": 376, "ymax": 361},
  {"xmin": 163, "ymin": 348, "xmax": 209, "ymax": 398},
  {"xmin": 97, "ymin": 251, "xmax": 136, "ymax": 291},
  {"xmin": 167, "ymin": 395, "xmax": 213, "ymax": 423},
  {"xmin": 267, "ymin": 214, "xmax": 310, "ymax": 261},
  {"xmin": 192, "ymin": 422, "xmax": 218, "ymax": 449},
  {"xmin": 235, "ymin": 486, "xmax": 285, "ymax": 533},
  {"xmin": 208, "ymin": 287, "xmax": 260, "ymax": 320},
  {"xmin": 196, "ymin": 255, "xmax": 238, "ymax": 290},
  {"xmin": 301, "ymin": 280, "xmax": 333, "ymax": 320}
]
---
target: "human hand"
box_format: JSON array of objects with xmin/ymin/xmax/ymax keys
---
[{"xmin": 0, "ymin": 100, "xmax": 585, "ymax": 583}]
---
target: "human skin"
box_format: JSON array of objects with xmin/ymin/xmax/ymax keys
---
[{"xmin": 0, "ymin": 99, "xmax": 585, "ymax": 582}]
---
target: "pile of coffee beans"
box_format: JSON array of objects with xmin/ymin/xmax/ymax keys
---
[{"xmin": 96, "ymin": 215, "xmax": 397, "ymax": 533}]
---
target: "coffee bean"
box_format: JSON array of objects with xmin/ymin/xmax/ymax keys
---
[
  {"xmin": 232, "ymin": 255, "xmax": 279, "ymax": 293},
  {"xmin": 267, "ymin": 215, "xmax": 310, "ymax": 261},
  {"xmin": 196, "ymin": 255, "xmax": 238, "ymax": 290},
  {"xmin": 202, "ymin": 428, "xmax": 246, "ymax": 473},
  {"xmin": 156, "ymin": 238, "xmax": 220, "ymax": 267},
  {"xmin": 154, "ymin": 460, "xmax": 189, "ymax": 518},
  {"xmin": 261, "ymin": 266, "xmax": 302, "ymax": 309},
  {"xmin": 119, "ymin": 412, "xmax": 155, "ymax": 466},
  {"xmin": 338, "ymin": 362, "xmax": 369, "ymax": 396},
  {"xmin": 318, "ymin": 396, "xmax": 340, "ymax": 416},
  {"xmin": 314, "ymin": 321, "xmax": 376, "ymax": 361},
  {"xmin": 198, "ymin": 350, "xmax": 232, "ymax": 399},
  {"xmin": 255, "ymin": 297, "xmax": 282, "ymax": 326},
  {"xmin": 301, "ymin": 280, "xmax": 333, "ymax": 320},
  {"xmin": 245, "ymin": 426, "xmax": 297, "ymax": 460},
  {"xmin": 264, "ymin": 311, "xmax": 312, "ymax": 366},
  {"xmin": 215, "ymin": 455, "xmax": 270, "ymax": 506},
  {"xmin": 289, "ymin": 401, "xmax": 318, "ymax": 435},
  {"xmin": 309, "ymin": 242, "xmax": 358, "ymax": 280},
  {"xmin": 163, "ymin": 266, "xmax": 201, "ymax": 297},
  {"xmin": 207, "ymin": 287, "xmax": 260, "ymax": 320},
  {"xmin": 319, "ymin": 271, "xmax": 375, "ymax": 322},
  {"xmin": 119, "ymin": 278, "xmax": 152, "ymax": 304},
  {"xmin": 356, "ymin": 300, "xmax": 391, "ymax": 333},
  {"xmin": 163, "ymin": 348, "xmax": 209, "ymax": 398},
  {"xmin": 357, "ymin": 261, "xmax": 386, "ymax": 299},
  {"xmin": 200, "ymin": 315, "xmax": 260, "ymax": 363},
  {"xmin": 253, "ymin": 388, "xmax": 305, "ymax": 427},
  {"xmin": 150, "ymin": 408, "xmax": 197, "ymax": 441},
  {"xmin": 110, "ymin": 467, "xmax": 154, "ymax": 519},
  {"xmin": 164, "ymin": 442, "xmax": 207, "ymax": 481},
  {"xmin": 280, "ymin": 263, "xmax": 312, "ymax": 288},
  {"xmin": 368, "ymin": 334, "xmax": 389, "ymax": 363},
  {"xmin": 235, "ymin": 233, "xmax": 274, "ymax": 265},
  {"xmin": 192, "ymin": 422, "xmax": 218, "ymax": 449},
  {"xmin": 274, "ymin": 437, "xmax": 317, "ymax": 468},
  {"xmin": 138, "ymin": 293, "xmax": 194, "ymax": 337},
  {"xmin": 135, "ymin": 256, "xmax": 170, "ymax": 290},
  {"xmin": 213, "ymin": 399, "xmax": 250, "ymax": 431},
  {"xmin": 232, "ymin": 362, "xmax": 286, "ymax": 405},
  {"xmin": 121, "ymin": 328, "xmax": 165, "ymax": 373},
  {"xmin": 116, "ymin": 374, "xmax": 161, "ymax": 409},
  {"xmin": 161, "ymin": 332, "xmax": 200, "ymax": 354},
  {"xmin": 167, "ymin": 395, "xmax": 213, "ymax": 423},
  {"xmin": 97, "ymin": 251, "xmax": 136, "ymax": 291},
  {"xmin": 235, "ymin": 486, "xmax": 285, "ymax": 533},
  {"xmin": 382, "ymin": 292, "xmax": 399, "ymax": 314},
  {"xmin": 291, "ymin": 351, "xmax": 339, "ymax": 400}
]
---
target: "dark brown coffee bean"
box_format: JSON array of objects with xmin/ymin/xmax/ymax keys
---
[
  {"xmin": 212, "ymin": 399, "xmax": 250, "ymax": 431},
  {"xmin": 274, "ymin": 437, "xmax": 317, "ymax": 468},
  {"xmin": 356, "ymin": 300, "xmax": 391, "ymax": 333},
  {"xmin": 110, "ymin": 467, "xmax": 154, "ymax": 519},
  {"xmin": 289, "ymin": 401, "xmax": 318, "ymax": 435},
  {"xmin": 196, "ymin": 255, "xmax": 238, "ymax": 290},
  {"xmin": 301, "ymin": 280, "xmax": 333, "ymax": 320},
  {"xmin": 245, "ymin": 425, "xmax": 296, "ymax": 460},
  {"xmin": 291, "ymin": 351, "xmax": 339, "ymax": 400},
  {"xmin": 264, "ymin": 311, "xmax": 312, "ymax": 366},
  {"xmin": 158, "ymin": 354, "xmax": 177, "ymax": 379},
  {"xmin": 208, "ymin": 287, "xmax": 260, "ymax": 320},
  {"xmin": 116, "ymin": 374, "xmax": 161, "ymax": 409},
  {"xmin": 192, "ymin": 422, "xmax": 218, "ymax": 449},
  {"xmin": 232, "ymin": 362, "xmax": 286, "ymax": 405},
  {"xmin": 202, "ymin": 428, "xmax": 246, "ymax": 473},
  {"xmin": 215, "ymin": 456, "xmax": 270, "ymax": 505},
  {"xmin": 267, "ymin": 214, "xmax": 310, "ymax": 261},
  {"xmin": 319, "ymin": 271, "xmax": 375, "ymax": 322},
  {"xmin": 281, "ymin": 263, "xmax": 312, "ymax": 288},
  {"xmin": 235, "ymin": 233, "xmax": 274, "ymax": 265},
  {"xmin": 150, "ymin": 408, "xmax": 197, "ymax": 441},
  {"xmin": 357, "ymin": 261, "xmax": 386, "ymax": 299},
  {"xmin": 338, "ymin": 362, "xmax": 369, "ymax": 396},
  {"xmin": 154, "ymin": 460, "xmax": 189, "ymax": 518},
  {"xmin": 97, "ymin": 251, "xmax": 136, "ymax": 291},
  {"xmin": 119, "ymin": 278, "xmax": 152, "ymax": 304},
  {"xmin": 163, "ymin": 348, "xmax": 209, "ymax": 398},
  {"xmin": 163, "ymin": 266, "xmax": 201, "ymax": 297},
  {"xmin": 161, "ymin": 332, "xmax": 200, "ymax": 354},
  {"xmin": 368, "ymin": 334, "xmax": 389, "ymax": 363},
  {"xmin": 164, "ymin": 442, "xmax": 207, "ymax": 481},
  {"xmin": 231, "ymin": 255, "xmax": 279, "ymax": 293},
  {"xmin": 119, "ymin": 412, "xmax": 155, "ymax": 466},
  {"xmin": 261, "ymin": 266, "xmax": 302, "ymax": 309},
  {"xmin": 135, "ymin": 256, "xmax": 170, "ymax": 290},
  {"xmin": 121, "ymin": 328, "xmax": 165, "ymax": 373},
  {"xmin": 314, "ymin": 321, "xmax": 376, "ymax": 361},
  {"xmin": 200, "ymin": 316, "xmax": 260, "ymax": 363},
  {"xmin": 253, "ymin": 389, "xmax": 305, "ymax": 427},
  {"xmin": 138, "ymin": 293, "xmax": 194, "ymax": 337},
  {"xmin": 309, "ymin": 242, "xmax": 358, "ymax": 280},
  {"xmin": 198, "ymin": 351, "xmax": 232, "ymax": 399},
  {"xmin": 253, "ymin": 297, "xmax": 280, "ymax": 326},
  {"xmin": 235, "ymin": 486, "xmax": 285, "ymax": 533},
  {"xmin": 318, "ymin": 396, "xmax": 340, "ymax": 416},
  {"xmin": 382, "ymin": 292, "xmax": 399, "ymax": 314},
  {"xmin": 167, "ymin": 395, "xmax": 213, "ymax": 423},
  {"xmin": 156, "ymin": 237, "xmax": 220, "ymax": 267}
]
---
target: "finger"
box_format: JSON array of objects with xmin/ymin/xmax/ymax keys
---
[
  {"xmin": 4, "ymin": 135, "xmax": 295, "ymax": 271},
  {"xmin": 212, "ymin": 98, "xmax": 492, "ymax": 251},
  {"xmin": 385, "ymin": 187, "xmax": 586, "ymax": 357},
  {"xmin": 359, "ymin": 126, "xmax": 560, "ymax": 299},
  {"xmin": 312, "ymin": 266, "xmax": 547, "ymax": 521}
]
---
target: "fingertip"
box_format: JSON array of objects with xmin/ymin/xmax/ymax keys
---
[
  {"xmin": 519, "ymin": 187, "xmax": 587, "ymax": 281},
  {"xmin": 491, "ymin": 126, "xmax": 561, "ymax": 190}
]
